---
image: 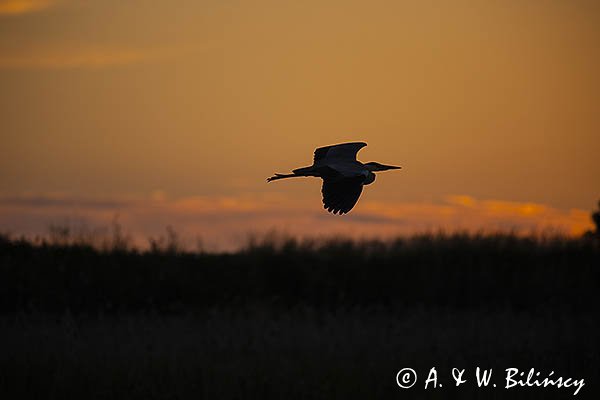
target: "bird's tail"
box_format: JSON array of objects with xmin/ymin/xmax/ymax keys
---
[{"xmin": 292, "ymin": 166, "xmax": 314, "ymax": 175}]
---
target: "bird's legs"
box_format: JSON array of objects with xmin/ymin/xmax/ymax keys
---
[
  {"xmin": 267, "ymin": 165, "xmax": 316, "ymax": 182},
  {"xmin": 266, "ymin": 173, "xmax": 299, "ymax": 182}
]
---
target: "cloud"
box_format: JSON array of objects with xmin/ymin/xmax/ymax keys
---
[
  {"xmin": 446, "ymin": 195, "xmax": 477, "ymax": 208},
  {"xmin": 0, "ymin": 194, "xmax": 130, "ymax": 209},
  {"xmin": 315, "ymin": 212, "xmax": 398, "ymax": 225},
  {"xmin": 0, "ymin": 47, "xmax": 154, "ymax": 69},
  {"xmin": 0, "ymin": 41, "xmax": 204, "ymax": 70},
  {"xmin": 442, "ymin": 194, "xmax": 590, "ymax": 234},
  {"xmin": 0, "ymin": 193, "xmax": 593, "ymax": 251},
  {"xmin": 0, "ymin": 0, "xmax": 59, "ymax": 16}
]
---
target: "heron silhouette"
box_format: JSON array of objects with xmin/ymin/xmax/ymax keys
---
[{"xmin": 267, "ymin": 142, "xmax": 401, "ymax": 215}]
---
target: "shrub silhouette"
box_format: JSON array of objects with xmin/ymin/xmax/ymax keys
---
[
  {"xmin": 584, "ymin": 199, "xmax": 600, "ymax": 238},
  {"xmin": 593, "ymin": 200, "xmax": 600, "ymax": 235}
]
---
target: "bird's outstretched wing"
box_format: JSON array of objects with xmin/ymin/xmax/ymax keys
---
[
  {"xmin": 321, "ymin": 176, "xmax": 365, "ymax": 215},
  {"xmin": 314, "ymin": 142, "xmax": 367, "ymax": 163}
]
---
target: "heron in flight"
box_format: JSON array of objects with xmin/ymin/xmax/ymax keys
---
[{"xmin": 267, "ymin": 142, "xmax": 401, "ymax": 215}]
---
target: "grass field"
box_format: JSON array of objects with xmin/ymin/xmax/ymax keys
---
[{"xmin": 0, "ymin": 232, "xmax": 598, "ymax": 399}]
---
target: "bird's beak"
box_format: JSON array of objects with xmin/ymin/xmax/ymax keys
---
[{"xmin": 381, "ymin": 164, "xmax": 402, "ymax": 171}]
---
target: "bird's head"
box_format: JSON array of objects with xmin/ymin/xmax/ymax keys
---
[{"xmin": 365, "ymin": 162, "xmax": 402, "ymax": 172}]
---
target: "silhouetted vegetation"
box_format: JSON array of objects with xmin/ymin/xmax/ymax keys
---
[
  {"xmin": 0, "ymin": 232, "xmax": 598, "ymax": 314},
  {"xmin": 0, "ymin": 230, "xmax": 598, "ymax": 399},
  {"xmin": 585, "ymin": 200, "xmax": 600, "ymax": 239}
]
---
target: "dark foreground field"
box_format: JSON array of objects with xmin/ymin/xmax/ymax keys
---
[{"xmin": 1, "ymin": 233, "xmax": 598, "ymax": 399}]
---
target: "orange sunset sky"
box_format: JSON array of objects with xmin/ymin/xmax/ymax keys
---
[{"xmin": 1, "ymin": 0, "xmax": 599, "ymax": 249}]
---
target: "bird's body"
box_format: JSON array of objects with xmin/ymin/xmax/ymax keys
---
[{"xmin": 267, "ymin": 142, "xmax": 401, "ymax": 214}]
